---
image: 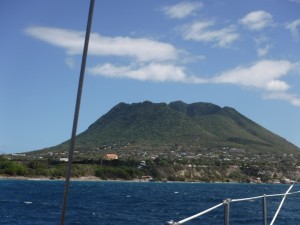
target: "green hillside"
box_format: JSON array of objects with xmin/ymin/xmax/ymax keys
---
[{"xmin": 46, "ymin": 101, "xmax": 299, "ymax": 154}]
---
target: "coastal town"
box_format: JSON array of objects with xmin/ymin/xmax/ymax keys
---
[{"xmin": 2, "ymin": 143, "xmax": 300, "ymax": 184}]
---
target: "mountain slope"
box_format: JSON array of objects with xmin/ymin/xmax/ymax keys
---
[{"xmin": 49, "ymin": 101, "xmax": 299, "ymax": 154}]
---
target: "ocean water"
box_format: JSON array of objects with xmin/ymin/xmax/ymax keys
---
[{"xmin": 0, "ymin": 180, "xmax": 299, "ymax": 225}]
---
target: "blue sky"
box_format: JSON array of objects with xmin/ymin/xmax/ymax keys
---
[{"xmin": 1, "ymin": 0, "xmax": 300, "ymax": 153}]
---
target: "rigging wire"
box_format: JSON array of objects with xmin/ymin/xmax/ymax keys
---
[
  {"xmin": 269, "ymin": 172, "xmax": 300, "ymax": 225},
  {"xmin": 59, "ymin": 0, "xmax": 95, "ymax": 224}
]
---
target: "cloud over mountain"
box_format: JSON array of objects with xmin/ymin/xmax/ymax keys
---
[
  {"xmin": 25, "ymin": 19, "xmax": 300, "ymax": 108},
  {"xmin": 25, "ymin": 26, "xmax": 179, "ymax": 62},
  {"xmin": 240, "ymin": 10, "xmax": 273, "ymax": 31},
  {"xmin": 180, "ymin": 20, "xmax": 239, "ymax": 47},
  {"xmin": 287, "ymin": 19, "xmax": 300, "ymax": 40},
  {"xmin": 162, "ymin": 1, "xmax": 203, "ymax": 19}
]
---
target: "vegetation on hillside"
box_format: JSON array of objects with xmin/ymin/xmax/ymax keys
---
[{"xmin": 43, "ymin": 101, "xmax": 299, "ymax": 155}]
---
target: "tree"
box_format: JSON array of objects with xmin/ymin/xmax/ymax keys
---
[{"xmin": 0, "ymin": 160, "xmax": 28, "ymax": 176}]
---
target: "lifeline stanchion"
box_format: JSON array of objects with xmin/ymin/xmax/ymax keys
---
[
  {"xmin": 263, "ymin": 194, "xmax": 267, "ymax": 225},
  {"xmin": 224, "ymin": 199, "xmax": 230, "ymax": 225}
]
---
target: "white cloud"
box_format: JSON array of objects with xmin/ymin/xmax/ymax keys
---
[
  {"xmin": 25, "ymin": 26, "xmax": 85, "ymax": 53},
  {"xmin": 181, "ymin": 20, "xmax": 239, "ymax": 47},
  {"xmin": 289, "ymin": 0, "xmax": 300, "ymax": 3},
  {"xmin": 212, "ymin": 60, "xmax": 293, "ymax": 92},
  {"xmin": 177, "ymin": 49, "xmax": 206, "ymax": 63},
  {"xmin": 210, "ymin": 59, "xmax": 300, "ymax": 106},
  {"xmin": 254, "ymin": 36, "xmax": 273, "ymax": 57},
  {"xmin": 88, "ymin": 59, "xmax": 300, "ymax": 107},
  {"xmin": 240, "ymin": 11, "xmax": 273, "ymax": 31},
  {"xmin": 25, "ymin": 26, "xmax": 300, "ymax": 107},
  {"xmin": 287, "ymin": 19, "xmax": 300, "ymax": 40},
  {"xmin": 257, "ymin": 44, "xmax": 273, "ymax": 57},
  {"xmin": 162, "ymin": 2, "xmax": 203, "ymax": 19},
  {"xmin": 25, "ymin": 26, "xmax": 179, "ymax": 62},
  {"xmin": 89, "ymin": 63, "xmax": 207, "ymax": 83},
  {"xmin": 263, "ymin": 92, "xmax": 300, "ymax": 107},
  {"xmin": 89, "ymin": 59, "xmax": 298, "ymax": 92}
]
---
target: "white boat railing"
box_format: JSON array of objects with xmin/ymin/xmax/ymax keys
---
[{"xmin": 165, "ymin": 184, "xmax": 300, "ymax": 225}]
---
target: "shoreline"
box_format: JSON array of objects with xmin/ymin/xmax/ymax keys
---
[
  {"xmin": 0, "ymin": 175, "xmax": 101, "ymax": 181},
  {"xmin": 0, "ymin": 175, "xmax": 292, "ymax": 184},
  {"xmin": 0, "ymin": 175, "xmax": 153, "ymax": 182}
]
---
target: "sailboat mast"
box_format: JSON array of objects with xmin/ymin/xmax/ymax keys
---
[{"xmin": 60, "ymin": 0, "xmax": 95, "ymax": 224}]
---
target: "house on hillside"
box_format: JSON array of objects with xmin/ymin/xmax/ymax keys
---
[
  {"xmin": 229, "ymin": 148, "xmax": 246, "ymax": 154},
  {"xmin": 59, "ymin": 158, "xmax": 69, "ymax": 162},
  {"xmin": 103, "ymin": 153, "xmax": 118, "ymax": 160}
]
